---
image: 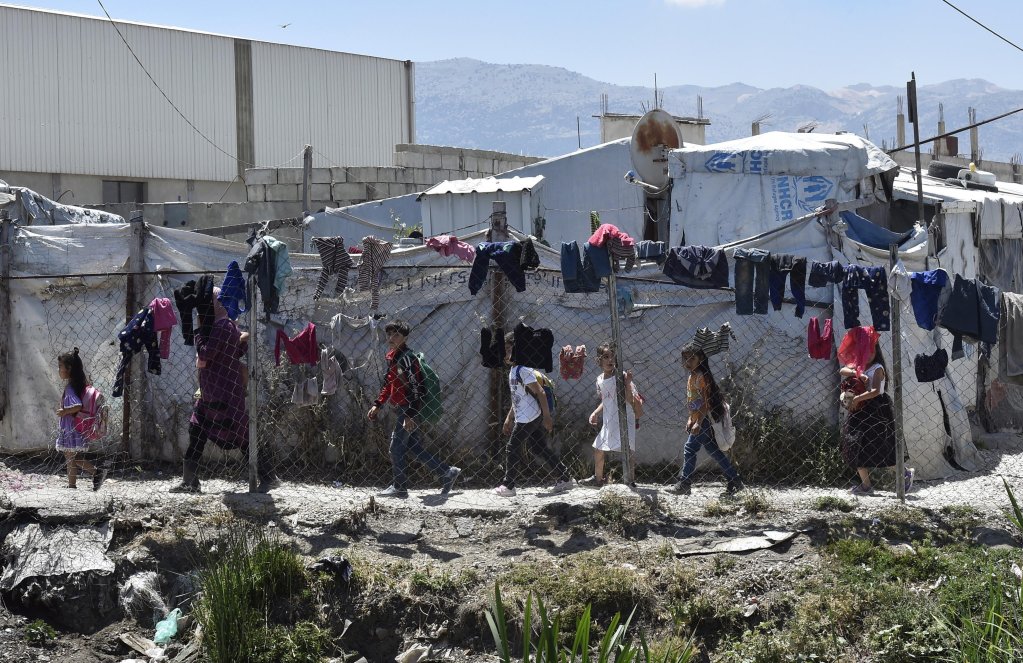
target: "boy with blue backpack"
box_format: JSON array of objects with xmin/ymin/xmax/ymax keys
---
[
  {"xmin": 493, "ymin": 333, "xmax": 574, "ymax": 497},
  {"xmin": 368, "ymin": 320, "xmax": 460, "ymax": 498}
]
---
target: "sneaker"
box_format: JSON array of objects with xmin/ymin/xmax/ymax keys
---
[
  {"xmin": 849, "ymin": 483, "xmax": 874, "ymax": 496},
  {"xmin": 492, "ymin": 485, "xmax": 517, "ymax": 498},
  {"xmin": 579, "ymin": 475, "xmax": 605, "ymax": 487},
  {"xmin": 378, "ymin": 485, "xmax": 408, "ymax": 498},
  {"xmin": 904, "ymin": 467, "xmax": 915, "ymax": 493},
  {"xmin": 92, "ymin": 466, "xmax": 108, "ymax": 492},
  {"xmin": 725, "ymin": 478, "xmax": 745, "ymax": 495},
  {"xmin": 441, "ymin": 466, "xmax": 461, "ymax": 495},
  {"xmin": 551, "ymin": 479, "xmax": 575, "ymax": 494},
  {"xmin": 671, "ymin": 481, "xmax": 691, "ymax": 495}
]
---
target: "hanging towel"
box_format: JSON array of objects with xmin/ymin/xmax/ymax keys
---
[
  {"xmin": 149, "ymin": 297, "xmax": 178, "ymax": 360},
  {"xmin": 274, "ymin": 322, "xmax": 318, "ymax": 366},
  {"xmin": 312, "ymin": 236, "xmax": 355, "ymax": 299},
  {"xmin": 807, "ymin": 317, "xmax": 833, "ymax": 360}
]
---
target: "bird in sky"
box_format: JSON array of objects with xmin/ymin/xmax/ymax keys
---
[{"xmin": 279, "ymin": 23, "xmax": 291, "ymax": 28}]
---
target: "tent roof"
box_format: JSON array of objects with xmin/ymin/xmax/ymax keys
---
[{"xmin": 418, "ymin": 175, "xmax": 544, "ymax": 198}]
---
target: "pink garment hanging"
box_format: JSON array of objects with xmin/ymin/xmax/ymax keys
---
[
  {"xmin": 559, "ymin": 345, "xmax": 587, "ymax": 380},
  {"xmin": 807, "ymin": 317, "xmax": 833, "ymax": 360},
  {"xmin": 149, "ymin": 297, "xmax": 178, "ymax": 360},
  {"xmin": 837, "ymin": 325, "xmax": 879, "ymax": 375},
  {"xmin": 275, "ymin": 322, "xmax": 318, "ymax": 366},
  {"xmin": 588, "ymin": 224, "xmax": 636, "ymax": 249},
  {"xmin": 426, "ymin": 235, "xmax": 476, "ymax": 263}
]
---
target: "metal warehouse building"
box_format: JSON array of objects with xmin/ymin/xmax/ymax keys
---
[{"xmin": 0, "ymin": 3, "xmax": 415, "ymax": 205}]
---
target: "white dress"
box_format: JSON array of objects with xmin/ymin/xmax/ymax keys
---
[{"xmin": 593, "ymin": 374, "xmax": 637, "ymax": 452}]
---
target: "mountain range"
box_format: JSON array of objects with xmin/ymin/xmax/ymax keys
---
[{"xmin": 416, "ymin": 58, "xmax": 1023, "ymax": 162}]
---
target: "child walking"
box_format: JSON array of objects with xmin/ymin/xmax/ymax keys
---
[
  {"xmin": 493, "ymin": 334, "xmax": 574, "ymax": 497},
  {"xmin": 672, "ymin": 343, "xmax": 743, "ymax": 496},
  {"xmin": 56, "ymin": 349, "xmax": 106, "ymax": 490},
  {"xmin": 582, "ymin": 342, "xmax": 643, "ymax": 487}
]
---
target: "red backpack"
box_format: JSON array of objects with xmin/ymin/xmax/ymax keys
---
[{"xmin": 73, "ymin": 386, "xmax": 109, "ymax": 442}]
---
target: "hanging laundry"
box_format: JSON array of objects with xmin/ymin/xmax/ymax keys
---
[
  {"xmin": 560, "ymin": 241, "xmax": 600, "ymax": 293},
  {"xmin": 149, "ymin": 297, "xmax": 178, "ymax": 360},
  {"xmin": 588, "ymin": 223, "xmax": 635, "ymax": 250},
  {"xmin": 769, "ymin": 254, "xmax": 807, "ymax": 318},
  {"xmin": 112, "ymin": 307, "xmax": 161, "ymax": 397},
  {"xmin": 939, "ymin": 274, "xmax": 1000, "ymax": 358},
  {"xmin": 511, "ymin": 322, "xmax": 554, "ymax": 372},
  {"xmin": 808, "ymin": 260, "xmax": 844, "ymax": 288},
  {"xmin": 520, "ymin": 238, "xmax": 541, "ymax": 272},
  {"xmin": 841, "ymin": 265, "xmax": 890, "ymax": 331},
  {"xmin": 837, "ymin": 326, "xmax": 880, "ymax": 376},
  {"xmin": 292, "ymin": 377, "xmax": 320, "ymax": 406},
  {"xmin": 807, "ymin": 317, "xmax": 833, "ymax": 360},
  {"xmin": 274, "ymin": 322, "xmax": 318, "ymax": 366},
  {"xmin": 887, "ymin": 262, "xmax": 912, "ymax": 303},
  {"xmin": 357, "ymin": 236, "xmax": 393, "ymax": 310},
  {"xmin": 263, "ymin": 235, "xmax": 293, "ymax": 296},
  {"xmin": 312, "ymin": 236, "xmax": 355, "ymax": 300},
  {"xmin": 662, "ymin": 245, "xmax": 728, "ymax": 289},
  {"xmin": 479, "ymin": 326, "xmax": 506, "ymax": 368},
  {"xmin": 173, "ymin": 275, "xmax": 214, "ymax": 345},
  {"xmin": 588, "ymin": 224, "xmax": 637, "ymax": 272},
  {"xmin": 320, "ymin": 347, "xmax": 342, "ymax": 395},
  {"xmin": 914, "ymin": 348, "xmax": 948, "ymax": 382},
  {"xmin": 635, "ymin": 240, "xmax": 667, "ymax": 264},
  {"xmin": 690, "ymin": 322, "xmax": 731, "ymax": 356},
  {"xmin": 733, "ymin": 248, "xmax": 770, "ymax": 316},
  {"xmin": 218, "ymin": 261, "xmax": 248, "ymax": 320},
  {"xmin": 586, "ymin": 242, "xmax": 612, "ymax": 278},
  {"xmin": 469, "ymin": 241, "xmax": 525, "ymax": 294},
  {"xmin": 909, "ymin": 269, "xmax": 949, "ymax": 330},
  {"xmin": 426, "ymin": 235, "xmax": 476, "ymax": 263},
  {"xmin": 999, "ymin": 293, "xmax": 1023, "ymax": 386},
  {"xmin": 559, "ymin": 345, "xmax": 587, "ymax": 380},
  {"xmin": 244, "ymin": 238, "xmax": 279, "ymax": 314}
]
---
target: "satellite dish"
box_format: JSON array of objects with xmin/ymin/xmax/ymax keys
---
[{"xmin": 629, "ymin": 109, "xmax": 682, "ymax": 190}]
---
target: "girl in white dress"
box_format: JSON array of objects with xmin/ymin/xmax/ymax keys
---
[{"xmin": 583, "ymin": 342, "xmax": 643, "ymax": 486}]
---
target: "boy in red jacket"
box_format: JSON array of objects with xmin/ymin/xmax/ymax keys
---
[{"xmin": 368, "ymin": 320, "xmax": 460, "ymax": 497}]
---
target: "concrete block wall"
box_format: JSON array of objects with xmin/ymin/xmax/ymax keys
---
[
  {"xmin": 893, "ymin": 152, "xmax": 1023, "ymax": 184},
  {"xmin": 243, "ymin": 143, "xmax": 544, "ymax": 207}
]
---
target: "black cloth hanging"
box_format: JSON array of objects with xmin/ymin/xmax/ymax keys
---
[
  {"xmin": 511, "ymin": 322, "xmax": 554, "ymax": 372},
  {"xmin": 480, "ymin": 326, "xmax": 506, "ymax": 368}
]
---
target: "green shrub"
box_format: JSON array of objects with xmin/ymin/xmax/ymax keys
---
[{"xmin": 24, "ymin": 619, "xmax": 56, "ymax": 648}]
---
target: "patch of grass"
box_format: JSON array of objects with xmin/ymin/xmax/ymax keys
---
[
  {"xmin": 703, "ymin": 500, "xmax": 738, "ymax": 517},
  {"xmin": 710, "ymin": 555, "xmax": 737, "ymax": 577},
  {"xmin": 813, "ymin": 495, "xmax": 855, "ymax": 513},
  {"xmin": 871, "ymin": 505, "xmax": 930, "ymax": 541},
  {"xmin": 24, "ymin": 619, "xmax": 56, "ymax": 648},
  {"xmin": 251, "ymin": 621, "xmax": 335, "ymax": 663},
  {"xmin": 737, "ymin": 489, "xmax": 773, "ymax": 516},
  {"xmin": 935, "ymin": 504, "xmax": 983, "ymax": 538},
  {"xmin": 592, "ymin": 491, "xmax": 656, "ymax": 536},
  {"xmin": 499, "ymin": 550, "xmax": 655, "ymax": 625}
]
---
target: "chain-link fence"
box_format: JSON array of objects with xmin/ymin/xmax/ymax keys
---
[{"xmin": 1, "ymin": 219, "xmax": 1020, "ymax": 512}]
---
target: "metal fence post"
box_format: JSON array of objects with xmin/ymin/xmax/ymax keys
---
[
  {"xmin": 0, "ymin": 214, "xmax": 11, "ymax": 427},
  {"xmin": 247, "ymin": 274, "xmax": 259, "ymax": 491},
  {"xmin": 607, "ymin": 269, "xmax": 635, "ymax": 485},
  {"xmin": 889, "ymin": 243, "xmax": 906, "ymax": 502}
]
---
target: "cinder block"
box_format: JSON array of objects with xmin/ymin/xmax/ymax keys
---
[
  {"xmin": 266, "ymin": 184, "xmax": 300, "ymax": 201},
  {"xmin": 277, "ymin": 168, "xmax": 305, "ymax": 184},
  {"xmin": 395, "ymin": 168, "xmax": 414, "ymax": 184},
  {"xmin": 310, "ymin": 168, "xmax": 332, "ymax": 184},
  {"xmin": 441, "ymin": 154, "xmax": 460, "ymax": 170},
  {"xmin": 422, "ymin": 152, "xmax": 443, "ymax": 169},
  {"xmin": 413, "ymin": 169, "xmax": 435, "ymax": 186},
  {"xmin": 244, "ymin": 168, "xmax": 276, "ymax": 185},
  {"xmin": 329, "ymin": 167, "xmax": 348, "ymax": 183},
  {"xmin": 310, "ymin": 184, "xmax": 331, "ymax": 201},
  {"xmin": 349, "ymin": 167, "xmax": 378, "ymax": 182},
  {"xmin": 496, "ymin": 160, "xmax": 513, "ymax": 174},
  {"xmin": 246, "ymin": 185, "xmax": 265, "ymax": 202},
  {"xmin": 377, "ymin": 168, "xmax": 397, "ymax": 183},
  {"xmin": 479, "ymin": 159, "xmax": 497, "ymax": 174},
  {"xmin": 386, "ymin": 182, "xmax": 407, "ymax": 197},
  {"xmin": 396, "ymin": 151, "xmax": 424, "ymax": 168},
  {"xmin": 332, "ymin": 182, "xmax": 367, "ymax": 200},
  {"xmin": 462, "ymin": 156, "xmax": 478, "ymax": 172}
]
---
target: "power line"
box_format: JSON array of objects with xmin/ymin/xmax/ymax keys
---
[
  {"xmin": 886, "ymin": 104, "xmax": 1023, "ymax": 154},
  {"xmin": 939, "ymin": 0, "xmax": 1023, "ymax": 55}
]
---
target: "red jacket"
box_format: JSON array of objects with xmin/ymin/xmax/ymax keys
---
[{"xmin": 374, "ymin": 346, "xmax": 425, "ymax": 416}]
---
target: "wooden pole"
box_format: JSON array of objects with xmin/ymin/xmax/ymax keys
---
[
  {"xmin": 889, "ymin": 243, "xmax": 906, "ymax": 502},
  {"xmin": 247, "ymin": 274, "xmax": 259, "ymax": 491},
  {"xmin": 0, "ymin": 214, "xmax": 11, "ymax": 427}
]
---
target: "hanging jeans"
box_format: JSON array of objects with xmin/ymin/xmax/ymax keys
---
[
  {"xmin": 768, "ymin": 254, "xmax": 807, "ymax": 317},
  {"xmin": 733, "ymin": 248, "xmax": 770, "ymax": 315},
  {"xmin": 390, "ymin": 408, "xmax": 451, "ymax": 491},
  {"xmin": 560, "ymin": 241, "xmax": 600, "ymax": 293},
  {"xmin": 469, "ymin": 242, "xmax": 526, "ymax": 295},
  {"xmin": 842, "ymin": 265, "xmax": 891, "ymax": 331},
  {"xmin": 679, "ymin": 417, "xmax": 739, "ymax": 483},
  {"xmin": 501, "ymin": 416, "xmax": 570, "ymax": 489}
]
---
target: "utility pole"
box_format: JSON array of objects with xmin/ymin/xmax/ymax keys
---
[
  {"xmin": 302, "ymin": 144, "xmax": 313, "ymax": 216},
  {"xmin": 907, "ymin": 74, "xmax": 926, "ymax": 228}
]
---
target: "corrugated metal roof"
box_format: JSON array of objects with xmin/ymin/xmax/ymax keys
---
[
  {"xmin": 892, "ymin": 168, "xmax": 1023, "ymax": 205},
  {"xmin": 420, "ymin": 176, "xmax": 545, "ymax": 197}
]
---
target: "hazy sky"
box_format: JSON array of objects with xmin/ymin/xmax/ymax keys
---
[{"xmin": 12, "ymin": 0, "xmax": 1023, "ymax": 90}]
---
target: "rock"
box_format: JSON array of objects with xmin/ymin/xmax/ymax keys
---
[
  {"xmin": 973, "ymin": 527, "xmax": 1020, "ymax": 550},
  {"xmin": 396, "ymin": 644, "xmax": 430, "ymax": 663},
  {"xmin": 119, "ymin": 571, "xmax": 167, "ymax": 627}
]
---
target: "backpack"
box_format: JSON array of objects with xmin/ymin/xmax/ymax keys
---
[
  {"xmin": 516, "ymin": 366, "xmax": 556, "ymax": 416},
  {"xmin": 413, "ymin": 352, "xmax": 444, "ymax": 425},
  {"xmin": 73, "ymin": 385, "xmax": 109, "ymax": 442}
]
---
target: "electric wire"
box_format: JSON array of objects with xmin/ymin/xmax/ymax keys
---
[{"xmin": 939, "ymin": 0, "xmax": 1023, "ymax": 55}]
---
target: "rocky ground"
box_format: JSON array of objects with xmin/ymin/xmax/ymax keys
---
[{"xmin": 2, "ymin": 455, "xmax": 1023, "ymax": 662}]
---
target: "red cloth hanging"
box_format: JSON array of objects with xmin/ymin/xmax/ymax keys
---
[{"xmin": 837, "ymin": 325, "xmax": 879, "ymax": 375}]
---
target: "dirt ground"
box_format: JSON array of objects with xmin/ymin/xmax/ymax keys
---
[{"xmin": 2, "ymin": 447, "xmax": 1023, "ymax": 662}]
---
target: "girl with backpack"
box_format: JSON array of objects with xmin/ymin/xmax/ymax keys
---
[
  {"xmin": 672, "ymin": 343, "xmax": 743, "ymax": 496},
  {"xmin": 582, "ymin": 341, "xmax": 643, "ymax": 487},
  {"xmin": 56, "ymin": 349, "xmax": 106, "ymax": 490}
]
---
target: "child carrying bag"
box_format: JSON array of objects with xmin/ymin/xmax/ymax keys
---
[
  {"xmin": 710, "ymin": 402, "xmax": 735, "ymax": 451},
  {"xmin": 73, "ymin": 385, "xmax": 109, "ymax": 442}
]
